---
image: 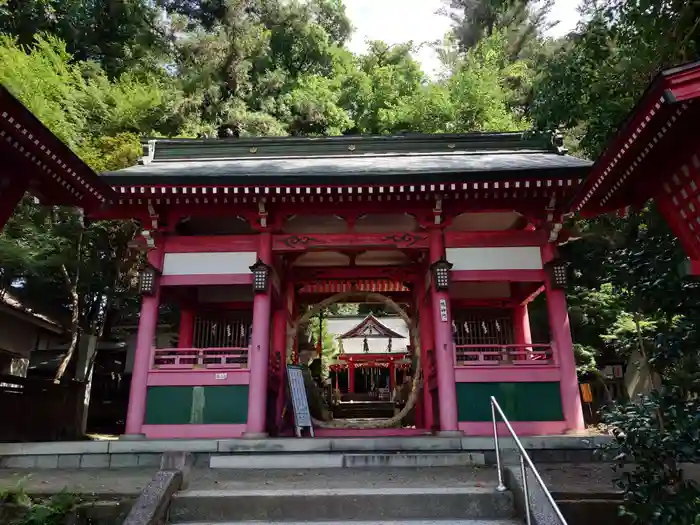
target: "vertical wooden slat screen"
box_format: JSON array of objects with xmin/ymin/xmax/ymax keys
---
[
  {"xmin": 193, "ymin": 312, "xmax": 252, "ymax": 349},
  {"xmin": 452, "ymin": 309, "xmax": 514, "ymax": 362}
]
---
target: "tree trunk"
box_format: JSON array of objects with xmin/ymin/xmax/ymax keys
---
[{"xmin": 54, "ymin": 228, "xmax": 84, "ymax": 384}]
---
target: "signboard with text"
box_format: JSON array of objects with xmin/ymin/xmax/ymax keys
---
[{"xmin": 286, "ymin": 365, "xmax": 315, "ymax": 437}]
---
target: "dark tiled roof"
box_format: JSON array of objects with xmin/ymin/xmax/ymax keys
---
[{"xmin": 101, "ymin": 132, "xmax": 591, "ymax": 185}]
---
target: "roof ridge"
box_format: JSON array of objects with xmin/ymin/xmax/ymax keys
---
[{"xmin": 137, "ymin": 131, "xmax": 561, "ymax": 165}]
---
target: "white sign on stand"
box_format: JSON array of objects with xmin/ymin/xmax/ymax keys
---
[{"xmin": 286, "ymin": 365, "xmax": 315, "ymax": 437}]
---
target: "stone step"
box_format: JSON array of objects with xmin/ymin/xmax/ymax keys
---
[
  {"xmin": 168, "ymin": 487, "xmax": 515, "ymax": 523},
  {"xmin": 175, "ymin": 520, "xmax": 522, "ymax": 525},
  {"xmin": 209, "ymin": 452, "xmax": 485, "ymax": 469}
]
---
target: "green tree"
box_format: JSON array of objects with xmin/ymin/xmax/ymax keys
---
[
  {"xmin": 0, "ymin": 34, "xmax": 179, "ymax": 381},
  {"xmin": 0, "ymin": 0, "xmax": 171, "ymax": 78}
]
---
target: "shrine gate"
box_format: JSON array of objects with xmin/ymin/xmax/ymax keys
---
[{"xmin": 0, "ymin": 61, "xmax": 699, "ymax": 440}]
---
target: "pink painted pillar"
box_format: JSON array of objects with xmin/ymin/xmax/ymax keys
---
[
  {"xmin": 429, "ymin": 228, "xmax": 460, "ymax": 434},
  {"xmin": 418, "ymin": 286, "xmax": 435, "ymax": 432},
  {"xmin": 124, "ymin": 249, "xmax": 163, "ymax": 436},
  {"xmin": 545, "ymin": 278, "xmax": 585, "ymax": 432},
  {"xmin": 513, "ymin": 304, "xmax": 532, "ymax": 346},
  {"xmin": 245, "ymin": 232, "xmax": 273, "ymax": 437},
  {"xmin": 272, "ymin": 308, "xmax": 287, "ymax": 428},
  {"xmin": 178, "ymin": 308, "xmax": 195, "ymax": 348},
  {"xmin": 348, "ymin": 362, "xmax": 355, "ymax": 393}
]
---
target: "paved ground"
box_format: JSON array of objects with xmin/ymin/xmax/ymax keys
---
[
  {"xmin": 179, "ymin": 522, "xmax": 522, "ymax": 525},
  {"xmin": 0, "ymin": 468, "xmax": 155, "ymax": 496}
]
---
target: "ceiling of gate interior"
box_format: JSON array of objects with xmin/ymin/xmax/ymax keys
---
[
  {"xmin": 174, "ymin": 211, "xmax": 526, "ymax": 235},
  {"xmin": 291, "ymin": 249, "xmax": 410, "ymax": 267},
  {"xmin": 446, "ymin": 211, "xmax": 524, "ymax": 231},
  {"xmin": 282, "ymin": 213, "xmax": 419, "ymax": 234},
  {"xmin": 176, "ymin": 216, "xmax": 255, "ymax": 235},
  {"xmin": 282, "ymin": 211, "xmax": 525, "ymax": 234},
  {"xmin": 449, "ymin": 281, "xmax": 511, "ymax": 299}
]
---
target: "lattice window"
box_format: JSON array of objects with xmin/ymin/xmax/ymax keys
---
[
  {"xmin": 452, "ymin": 310, "xmax": 514, "ymax": 362},
  {"xmin": 193, "ymin": 312, "xmax": 252, "ymax": 349},
  {"xmin": 661, "ymin": 153, "xmax": 700, "ymax": 259}
]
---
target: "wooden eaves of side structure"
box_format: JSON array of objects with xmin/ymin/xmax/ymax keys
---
[
  {"xmin": 0, "ymin": 86, "xmax": 115, "ymax": 229},
  {"xmin": 572, "ymin": 60, "xmax": 700, "ymax": 275}
]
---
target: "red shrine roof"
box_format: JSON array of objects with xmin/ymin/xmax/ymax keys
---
[
  {"xmin": 0, "ymin": 86, "xmax": 115, "ymax": 210},
  {"xmin": 338, "ymin": 314, "xmax": 405, "ymax": 340},
  {"xmin": 573, "ymin": 60, "xmax": 700, "ymax": 216}
]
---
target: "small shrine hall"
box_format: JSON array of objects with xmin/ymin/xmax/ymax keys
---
[
  {"xmin": 1, "ymin": 61, "xmax": 699, "ymax": 439},
  {"xmin": 326, "ymin": 314, "xmax": 412, "ymax": 398}
]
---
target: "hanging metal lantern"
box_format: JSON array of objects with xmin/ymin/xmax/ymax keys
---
[
  {"xmin": 138, "ymin": 265, "xmax": 158, "ymax": 296},
  {"xmin": 430, "ymin": 256, "xmax": 453, "ymax": 291},
  {"xmin": 250, "ymin": 259, "xmax": 271, "ymax": 293},
  {"xmin": 545, "ymin": 259, "xmax": 569, "ymax": 289}
]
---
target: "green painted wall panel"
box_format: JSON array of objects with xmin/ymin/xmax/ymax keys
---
[
  {"xmin": 456, "ymin": 382, "xmax": 564, "ymax": 422},
  {"xmin": 144, "ymin": 385, "xmax": 249, "ymax": 425},
  {"xmin": 145, "ymin": 386, "xmax": 193, "ymax": 425},
  {"xmin": 202, "ymin": 385, "xmax": 248, "ymax": 424}
]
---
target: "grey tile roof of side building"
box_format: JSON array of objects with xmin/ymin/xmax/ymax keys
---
[{"xmin": 100, "ymin": 132, "xmax": 593, "ymax": 185}]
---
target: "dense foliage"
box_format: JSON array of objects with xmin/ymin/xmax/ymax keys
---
[{"xmin": 0, "ymin": 1, "xmax": 699, "ymax": 520}]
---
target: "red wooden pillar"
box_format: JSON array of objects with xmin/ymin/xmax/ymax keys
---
[
  {"xmin": 178, "ymin": 308, "xmax": 195, "ymax": 348},
  {"xmin": 513, "ymin": 304, "xmax": 532, "ymax": 347},
  {"xmin": 429, "ymin": 228, "xmax": 459, "ymax": 434},
  {"xmin": 418, "ymin": 284, "xmax": 435, "ymax": 432},
  {"xmin": 348, "ymin": 361, "xmax": 355, "ymax": 393},
  {"xmin": 545, "ymin": 276, "xmax": 585, "ymax": 432},
  {"xmin": 124, "ymin": 247, "xmax": 164, "ymax": 436},
  {"xmin": 388, "ymin": 360, "xmax": 395, "ymax": 391},
  {"xmin": 245, "ymin": 232, "xmax": 273, "ymax": 437},
  {"xmin": 272, "ymin": 307, "xmax": 287, "ymax": 429}
]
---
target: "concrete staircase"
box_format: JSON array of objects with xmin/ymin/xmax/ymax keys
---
[{"xmin": 167, "ymin": 467, "xmax": 522, "ymax": 525}]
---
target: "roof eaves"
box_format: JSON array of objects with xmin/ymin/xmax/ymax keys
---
[
  {"xmin": 569, "ymin": 61, "xmax": 700, "ymax": 214},
  {"xmin": 0, "ymin": 294, "xmax": 64, "ymax": 334},
  {"xmin": 0, "ymin": 86, "xmax": 118, "ymax": 209},
  {"xmin": 338, "ymin": 314, "xmax": 406, "ymax": 340}
]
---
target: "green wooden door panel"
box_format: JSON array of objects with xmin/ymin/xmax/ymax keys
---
[
  {"xmin": 145, "ymin": 386, "xmax": 193, "ymax": 425},
  {"xmin": 202, "ymin": 385, "xmax": 248, "ymax": 424},
  {"xmin": 456, "ymin": 382, "xmax": 564, "ymax": 422},
  {"xmin": 144, "ymin": 385, "xmax": 249, "ymax": 425}
]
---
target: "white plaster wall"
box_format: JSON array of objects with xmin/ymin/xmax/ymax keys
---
[
  {"xmin": 162, "ymin": 252, "xmax": 257, "ymax": 276},
  {"xmin": 446, "ymin": 247, "xmax": 543, "ymax": 271}
]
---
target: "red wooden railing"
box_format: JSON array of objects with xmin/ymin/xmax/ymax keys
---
[
  {"xmin": 152, "ymin": 347, "xmax": 249, "ymax": 370},
  {"xmin": 454, "ymin": 344, "xmax": 554, "ymax": 366}
]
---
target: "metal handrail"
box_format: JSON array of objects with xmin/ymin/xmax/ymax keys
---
[{"xmin": 490, "ymin": 396, "xmax": 568, "ymax": 525}]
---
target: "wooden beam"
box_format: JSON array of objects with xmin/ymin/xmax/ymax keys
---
[
  {"xmin": 273, "ymin": 232, "xmax": 430, "ymax": 252},
  {"xmin": 290, "ymin": 266, "xmax": 417, "ymax": 282},
  {"xmin": 451, "ymin": 269, "xmax": 545, "ymax": 282}
]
